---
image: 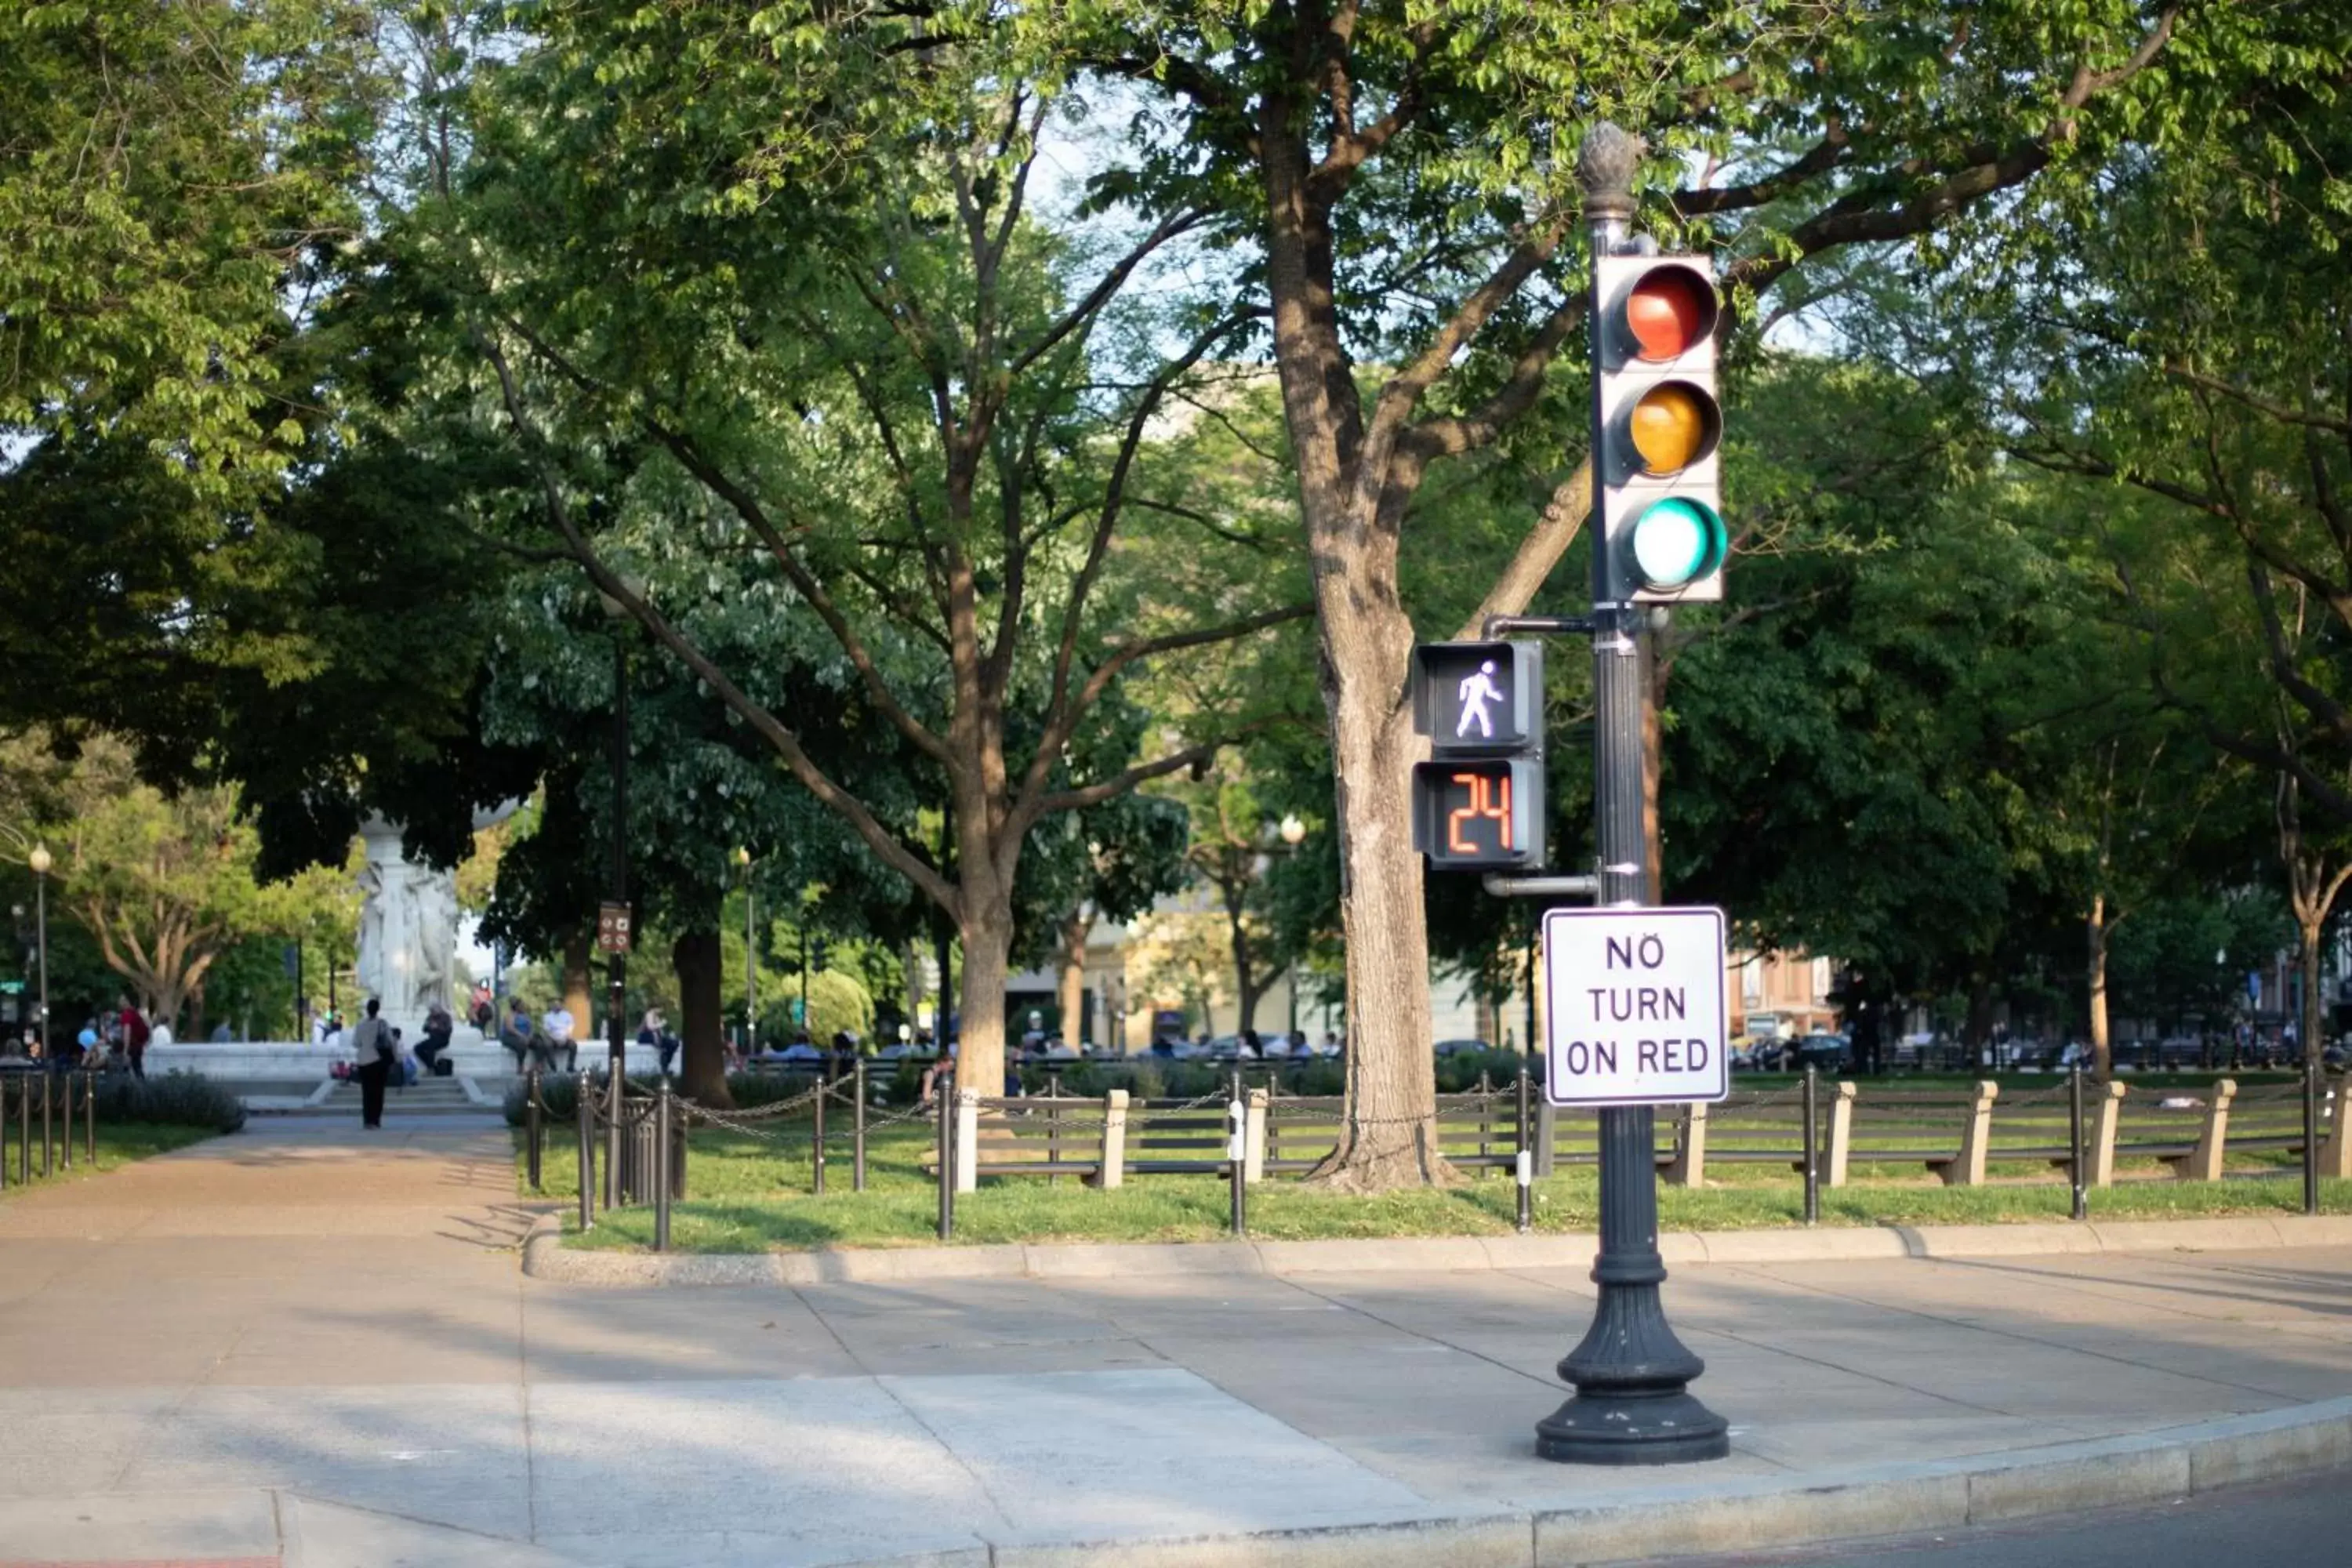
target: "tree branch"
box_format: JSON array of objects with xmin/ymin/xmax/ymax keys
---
[
  {"xmin": 474, "ymin": 328, "xmax": 959, "ymax": 913},
  {"xmin": 1451, "ymin": 458, "xmax": 1594, "ymax": 639}
]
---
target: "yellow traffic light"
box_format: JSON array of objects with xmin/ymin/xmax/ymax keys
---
[{"xmin": 1627, "ymin": 383, "xmax": 1719, "ymax": 475}]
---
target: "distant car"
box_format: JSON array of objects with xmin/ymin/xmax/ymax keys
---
[
  {"xmin": 1433, "ymin": 1038, "xmax": 1492, "ymax": 1057},
  {"xmin": 1790, "ymin": 1033, "xmax": 1849, "ymax": 1073},
  {"xmin": 1169, "ymin": 1038, "xmax": 1210, "ymax": 1061}
]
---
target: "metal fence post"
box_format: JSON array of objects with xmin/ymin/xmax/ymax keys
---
[
  {"xmin": 2068, "ymin": 1064, "xmax": 2088, "ymax": 1222},
  {"xmin": 525, "ymin": 1068, "xmax": 544, "ymax": 1193},
  {"xmin": 575, "ymin": 1073, "xmax": 596, "ymax": 1232},
  {"xmin": 40, "ymin": 1070, "xmax": 53, "ymax": 1177},
  {"xmin": 603, "ymin": 1066, "xmax": 622, "ymax": 1210},
  {"xmin": 82, "ymin": 1069, "xmax": 94, "ymax": 1165},
  {"xmin": 2, "ymin": 1080, "xmax": 10, "ymax": 1192},
  {"xmin": 1801, "ymin": 1065, "xmax": 1820, "ymax": 1226},
  {"xmin": 1478, "ymin": 1069, "xmax": 1494, "ymax": 1164},
  {"xmin": 58, "ymin": 1072, "xmax": 72, "ymax": 1171},
  {"xmin": 1228, "ymin": 1067, "xmax": 1247, "ymax": 1237},
  {"xmin": 2304, "ymin": 1056, "xmax": 2322, "ymax": 1216},
  {"xmin": 853, "ymin": 1058, "xmax": 868, "ymax": 1192},
  {"xmin": 653, "ymin": 1077, "xmax": 673, "ymax": 1253},
  {"xmin": 1515, "ymin": 1062, "xmax": 1534, "ymax": 1233},
  {"xmin": 936, "ymin": 1071, "xmax": 955, "ymax": 1241},
  {"xmin": 812, "ymin": 1069, "xmax": 827, "ymax": 1196}
]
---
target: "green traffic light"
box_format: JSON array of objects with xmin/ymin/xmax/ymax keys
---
[{"xmin": 1629, "ymin": 497, "xmax": 1726, "ymax": 589}]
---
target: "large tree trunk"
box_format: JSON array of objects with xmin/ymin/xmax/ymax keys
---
[
  {"xmin": 1314, "ymin": 613, "xmax": 1447, "ymax": 1189},
  {"xmin": 956, "ymin": 902, "xmax": 1012, "ymax": 1098},
  {"xmin": 1252, "ymin": 74, "xmax": 1448, "ymax": 1189},
  {"xmin": 562, "ymin": 927, "xmax": 593, "ymax": 1040},
  {"xmin": 1057, "ymin": 911, "xmax": 1091, "ymax": 1045},
  {"xmin": 2087, "ymin": 895, "xmax": 2112, "ymax": 1080},
  {"xmin": 672, "ymin": 927, "xmax": 732, "ymax": 1106}
]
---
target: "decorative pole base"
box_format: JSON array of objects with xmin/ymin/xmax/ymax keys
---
[{"xmin": 1536, "ymin": 1388, "xmax": 1730, "ymax": 1465}]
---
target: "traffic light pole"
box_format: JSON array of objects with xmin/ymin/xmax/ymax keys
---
[{"xmin": 1534, "ymin": 121, "xmax": 1729, "ymax": 1466}]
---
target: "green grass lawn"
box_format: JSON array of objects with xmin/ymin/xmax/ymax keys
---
[
  {"xmin": 0, "ymin": 1122, "xmax": 221, "ymax": 1193},
  {"xmin": 518, "ymin": 1118, "xmax": 2352, "ymax": 1254}
]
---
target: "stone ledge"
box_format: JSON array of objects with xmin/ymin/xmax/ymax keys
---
[{"xmin": 521, "ymin": 1212, "xmax": 2352, "ymax": 1287}]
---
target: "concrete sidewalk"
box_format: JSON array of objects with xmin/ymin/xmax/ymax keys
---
[{"xmin": 2, "ymin": 1120, "xmax": 2348, "ymax": 1567}]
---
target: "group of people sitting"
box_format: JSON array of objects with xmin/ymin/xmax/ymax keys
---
[{"xmin": 492, "ymin": 996, "xmax": 681, "ymax": 1076}]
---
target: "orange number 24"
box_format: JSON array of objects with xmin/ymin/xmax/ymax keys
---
[{"xmin": 1446, "ymin": 771, "xmax": 1512, "ymax": 853}]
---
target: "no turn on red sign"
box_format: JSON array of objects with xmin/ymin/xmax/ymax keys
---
[{"xmin": 1541, "ymin": 906, "xmax": 1730, "ymax": 1107}]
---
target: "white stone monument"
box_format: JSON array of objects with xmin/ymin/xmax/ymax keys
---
[{"xmin": 354, "ymin": 816, "xmax": 462, "ymax": 1045}]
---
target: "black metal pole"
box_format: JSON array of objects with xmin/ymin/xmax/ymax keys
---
[
  {"xmin": 653, "ymin": 1076, "xmax": 673, "ymax": 1252},
  {"xmin": 853, "ymin": 1058, "xmax": 868, "ymax": 1192},
  {"xmin": 1537, "ymin": 121, "xmax": 1728, "ymax": 1468},
  {"xmin": 606, "ymin": 632, "xmax": 629, "ymax": 1206},
  {"xmin": 2070, "ymin": 1064, "xmax": 2089, "ymax": 1222},
  {"xmin": 84, "ymin": 1067, "xmax": 93, "ymax": 1163},
  {"xmin": 1517, "ymin": 1062, "xmax": 1534, "ymax": 1233},
  {"xmin": 34, "ymin": 866, "xmax": 49, "ymax": 1062},
  {"xmin": 2, "ymin": 1081, "xmax": 10, "ymax": 1192},
  {"xmin": 526, "ymin": 1068, "xmax": 544, "ymax": 1192},
  {"xmin": 57, "ymin": 1071, "xmax": 71, "ymax": 1171},
  {"xmin": 811, "ymin": 1064, "xmax": 827, "ymax": 1196},
  {"xmin": 576, "ymin": 1070, "xmax": 596, "ymax": 1233},
  {"xmin": 2303, "ymin": 1056, "xmax": 2321, "ymax": 1216},
  {"xmin": 1801, "ymin": 1065, "xmax": 1820, "ymax": 1225},
  {"xmin": 937, "ymin": 1070, "xmax": 955, "ymax": 1240},
  {"xmin": 745, "ymin": 870, "xmax": 758, "ymax": 1062},
  {"xmin": 1229, "ymin": 1065, "xmax": 1246, "ymax": 1237},
  {"xmin": 40, "ymin": 1070, "xmax": 52, "ymax": 1178}
]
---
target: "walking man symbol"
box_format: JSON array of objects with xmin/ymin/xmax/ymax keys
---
[{"xmin": 1457, "ymin": 659, "xmax": 1504, "ymax": 738}]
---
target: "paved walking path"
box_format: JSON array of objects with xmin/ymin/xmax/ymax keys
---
[{"xmin": 2, "ymin": 1118, "xmax": 2349, "ymax": 1566}]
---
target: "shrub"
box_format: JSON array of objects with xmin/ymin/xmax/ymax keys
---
[{"xmin": 89, "ymin": 1070, "xmax": 247, "ymax": 1133}]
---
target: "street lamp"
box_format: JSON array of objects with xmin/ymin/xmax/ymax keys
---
[
  {"xmin": 27, "ymin": 842, "xmax": 50, "ymax": 1062},
  {"xmin": 1273, "ymin": 815, "xmax": 1307, "ymax": 1037},
  {"xmin": 736, "ymin": 847, "xmax": 757, "ymax": 1060}
]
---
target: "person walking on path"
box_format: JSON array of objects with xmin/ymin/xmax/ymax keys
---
[
  {"xmin": 350, "ymin": 999, "xmax": 394, "ymax": 1129},
  {"xmin": 117, "ymin": 996, "xmax": 151, "ymax": 1080}
]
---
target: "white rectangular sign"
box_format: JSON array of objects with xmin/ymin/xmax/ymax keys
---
[{"xmin": 1542, "ymin": 906, "xmax": 1729, "ymax": 1107}]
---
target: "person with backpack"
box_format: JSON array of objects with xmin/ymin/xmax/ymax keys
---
[
  {"xmin": 349, "ymin": 998, "xmax": 394, "ymax": 1129},
  {"xmin": 415, "ymin": 1004, "xmax": 454, "ymax": 1076}
]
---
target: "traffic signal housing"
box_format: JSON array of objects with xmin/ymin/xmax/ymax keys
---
[
  {"xmin": 1593, "ymin": 254, "xmax": 1726, "ymax": 604},
  {"xmin": 1410, "ymin": 640, "xmax": 1546, "ymax": 870}
]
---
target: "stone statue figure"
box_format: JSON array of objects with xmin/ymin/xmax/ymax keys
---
[{"xmin": 354, "ymin": 818, "xmax": 457, "ymax": 1038}]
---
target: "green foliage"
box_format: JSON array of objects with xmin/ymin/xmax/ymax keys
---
[
  {"xmin": 88, "ymin": 1071, "xmax": 249, "ymax": 1134},
  {"xmin": 5, "ymin": 733, "xmax": 358, "ymax": 1029}
]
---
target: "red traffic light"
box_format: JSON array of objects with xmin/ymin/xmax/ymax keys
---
[{"xmin": 1621, "ymin": 264, "xmax": 1719, "ymax": 362}]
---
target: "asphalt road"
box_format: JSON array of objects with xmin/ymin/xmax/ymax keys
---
[{"xmin": 1639, "ymin": 1467, "xmax": 2352, "ymax": 1567}]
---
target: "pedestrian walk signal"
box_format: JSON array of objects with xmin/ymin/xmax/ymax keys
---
[
  {"xmin": 1412, "ymin": 641, "xmax": 1542, "ymax": 753},
  {"xmin": 1410, "ymin": 640, "xmax": 1545, "ymax": 869},
  {"xmin": 1594, "ymin": 255, "xmax": 1725, "ymax": 604}
]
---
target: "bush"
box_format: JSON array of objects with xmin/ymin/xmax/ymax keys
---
[{"xmin": 89, "ymin": 1070, "xmax": 247, "ymax": 1133}]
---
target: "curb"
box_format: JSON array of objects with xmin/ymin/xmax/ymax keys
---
[
  {"xmin": 826, "ymin": 1398, "xmax": 2352, "ymax": 1566},
  {"xmin": 520, "ymin": 1210, "xmax": 2352, "ymax": 1287}
]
